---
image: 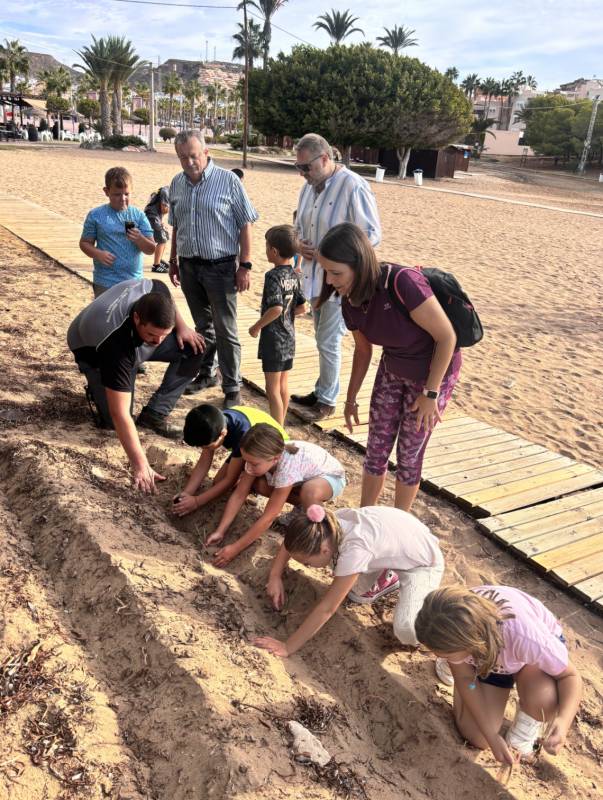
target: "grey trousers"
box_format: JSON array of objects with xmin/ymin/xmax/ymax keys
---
[
  {"xmin": 77, "ymin": 331, "xmax": 204, "ymax": 427},
  {"xmin": 179, "ymin": 256, "xmax": 241, "ymax": 393}
]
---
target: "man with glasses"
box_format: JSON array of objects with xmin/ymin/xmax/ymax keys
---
[
  {"xmin": 291, "ymin": 133, "xmax": 381, "ymax": 419},
  {"xmin": 168, "ymin": 130, "xmax": 259, "ymax": 409}
]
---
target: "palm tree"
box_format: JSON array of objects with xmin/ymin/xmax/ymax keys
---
[
  {"xmin": 163, "ymin": 72, "xmax": 183, "ymax": 126},
  {"xmin": 240, "ymin": 0, "xmax": 288, "ymax": 70},
  {"xmin": 37, "ymin": 66, "xmax": 71, "ymax": 98},
  {"xmin": 184, "ymin": 79, "xmax": 203, "ymax": 126},
  {"xmin": 525, "ymin": 74, "xmax": 538, "ymax": 91},
  {"xmin": 479, "ymin": 77, "xmax": 499, "ymax": 122},
  {"xmin": 74, "ymin": 36, "xmax": 114, "ymax": 138},
  {"xmin": 470, "ymin": 117, "xmax": 497, "ymax": 155},
  {"xmin": 134, "ymin": 81, "xmax": 149, "ymax": 104},
  {"xmin": 460, "ymin": 73, "xmax": 480, "ymax": 100},
  {"xmin": 313, "ymin": 10, "xmax": 364, "ymax": 44},
  {"xmin": 376, "ymin": 24, "xmax": 418, "ymax": 55},
  {"xmin": 444, "ymin": 66, "xmax": 459, "ymax": 82},
  {"xmin": 232, "ymin": 20, "xmax": 264, "ymax": 70},
  {"xmin": 0, "ymin": 39, "xmax": 29, "ymax": 92},
  {"xmin": 105, "ymin": 36, "xmax": 141, "ymax": 134}
]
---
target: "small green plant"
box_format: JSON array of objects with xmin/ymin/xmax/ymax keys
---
[
  {"xmin": 159, "ymin": 127, "xmax": 177, "ymax": 142},
  {"xmin": 102, "ymin": 134, "xmax": 146, "ymax": 149}
]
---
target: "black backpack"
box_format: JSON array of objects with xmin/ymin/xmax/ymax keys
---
[{"xmin": 384, "ymin": 264, "xmax": 484, "ymax": 348}]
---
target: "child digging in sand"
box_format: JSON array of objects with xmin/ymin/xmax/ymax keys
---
[
  {"xmin": 414, "ymin": 585, "xmax": 582, "ymax": 767},
  {"xmin": 173, "ymin": 403, "xmax": 287, "ymax": 516},
  {"xmin": 253, "ymin": 504, "xmax": 444, "ymax": 657},
  {"xmin": 248, "ymin": 225, "xmax": 306, "ymax": 425},
  {"xmin": 207, "ymin": 424, "xmax": 345, "ymax": 567}
]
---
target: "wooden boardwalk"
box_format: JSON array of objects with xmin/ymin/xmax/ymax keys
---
[{"xmin": 1, "ymin": 194, "xmax": 602, "ymax": 612}]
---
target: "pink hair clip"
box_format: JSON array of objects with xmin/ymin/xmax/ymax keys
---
[{"xmin": 307, "ymin": 504, "xmax": 326, "ymax": 523}]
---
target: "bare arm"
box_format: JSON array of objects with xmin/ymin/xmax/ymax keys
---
[
  {"xmin": 249, "ymin": 306, "xmax": 282, "ymax": 337},
  {"xmin": 169, "ymin": 224, "xmax": 179, "ymax": 287},
  {"xmin": 79, "ymin": 237, "xmax": 115, "ymax": 267},
  {"xmin": 255, "ymin": 574, "xmax": 359, "ymax": 657},
  {"xmin": 126, "ymin": 227, "xmax": 156, "ymax": 255},
  {"xmin": 344, "ymin": 329, "xmax": 373, "ymax": 432},
  {"xmin": 106, "ymin": 388, "xmax": 165, "ymax": 494},
  {"xmin": 173, "ymin": 307, "xmax": 205, "ymax": 353},
  {"xmin": 544, "ymin": 660, "xmax": 583, "ymax": 755},
  {"xmin": 195, "ymin": 457, "xmax": 243, "ymax": 508},
  {"xmin": 184, "ymin": 449, "xmax": 214, "ymax": 494},
  {"xmin": 266, "ymin": 542, "xmax": 291, "ymax": 610},
  {"xmin": 238, "ymin": 222, "xmax": 252, "ymax": 262},
  {"xmin": 207, "ymin": 470, "xmax": 256, "ymax": 544}
]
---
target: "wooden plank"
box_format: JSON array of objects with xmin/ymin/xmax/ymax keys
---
[
  {"xmin": 443, "ymin": 455, "xmax": 575, "ymax": 496},
  {"xmin": 424, "ymin": 433, "xmax": 521, "ymax": 460},
  {"xmin": 490, "ymin": 501, "xmax": 603, "ymax": 545},
  {"xmin": 479, "ymin": 487, "xmax": 603, "ymax": 535},
  {"xmin": 423, "ymin": 437, "xmax": 542, "ymax": 470},
  {"xmin": 550, "ymin": 550, "xmax": 603, "ymax": 586},
  {"xmin": 484, "ymin": 473, "xmax": 603, "ymax": 516},
  {"xmin": 429, "ymin": 421, "xmax": 493, "ymax": 441},
  {"xmin": 571, "ymin": 574, "xmax": 603, "ymax": 603},
  {"xmin": 512, "ymin": 517, "xmax": 603, "ymax": 558},
  {"xmin": 423, "ymin": 445, "xmax": 549, "ymax": 482},
  {"xmin": 532, "ymin": 532, "xmax": 603, "ymax": 571},
  {"xmin": 463, "ymin": 464, "xmax": 597, "ymax": 506},
  {"xmin": 427, "ymin": 426, "xmax": 510, "ymax": 448}
]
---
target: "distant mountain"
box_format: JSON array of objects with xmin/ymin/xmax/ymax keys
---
[
  {"xmin": 132, "ymin": 59, "xmax": 243, "ymax": 91},
  {"xmin": 26, "ymin": 51, "xmax": 79, "ymax": 80}
]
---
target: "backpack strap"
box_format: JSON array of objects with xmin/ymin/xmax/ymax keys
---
[{"xmin": 384, "ymin": 263, "xmax": 421, "ymax": 315}]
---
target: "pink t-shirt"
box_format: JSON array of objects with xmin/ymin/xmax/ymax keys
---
[
  {"xmin": 465, "ymin": 586, "xmax": 568, "ymax": 677},
  {"xmin": 334, "ymin": 506, "xmax": 443, "ymax": 576},
  {"xmin": 266, "ymin": 441, "xmax": 345, "ymax": 489}
]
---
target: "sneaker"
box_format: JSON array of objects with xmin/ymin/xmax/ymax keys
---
[
  {"xmin": 309, "ymin": 401, "xmax": 336, "ymax": 420},
  {"xmin": 151, "ymin": 262, "xmax": 169, "ymax": 273},
  {"xmin": 291, "ymin": 391, "xmax": 317, "ymax": 407},
  {"xmin": 347, "ymin": 569, "xmax": 400, "ymax": 604},
  {"xmin": 184, "ymin": 374, "xmax": 219, "ymax": 395},
  {"xmin": 435, "ymin": 657, "xmax": 454, "ymax": 686},
  {"xmin": 224, "ymin": 391, "xmax": 241, "ymax": 409},
  {"xmin": 506, "ymin": 709, "xmax": 544, "ymax": 757},
  {"xmin": 136, "ymin": 407, "xmax": 182, "ymax": 439}
]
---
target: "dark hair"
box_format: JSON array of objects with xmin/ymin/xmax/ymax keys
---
[
  {"xmin": 133, "ymin": 292, "xmax": 176, "ymax": 329},
  {"xmin": 265, "ymin": 224, "xmax": 299, "ymax": 260},
  {"xmin": 317, "ymin": 223, "xmax": 381, "ymax": 307},
  {"xmin": 183, "ymin": 404, "xmax": 226, "ymax": 447},
  {"xmin": 231, "ymin": 168, "xmax": 244, "ymax": 180},
  {"xmin": 147, "ymin": 186, "xmax": 169, "ymax": 209},
  {"xmin": 105, "ymin": 166, "xmax": 132, "ymax": 189}
]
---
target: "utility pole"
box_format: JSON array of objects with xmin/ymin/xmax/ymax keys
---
[
  {"xmin": 242, "ymin": 0, "xmax": 249, "ymax": 168},
  {"xmin": 149, "ymin": 64, "xmax": 156, "ymax": 152},
  {"xmin": 576, "ymin": 92, "xmax": 601, "ymax": 175}
]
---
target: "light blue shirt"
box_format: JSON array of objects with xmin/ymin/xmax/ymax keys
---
[
  {"xmin": 81, "ymin": 204, "xmax": 153, "ymax": 289},
  {"xmin": 168, "ymin": 159, "xmax": 259, "ymax": 259}
]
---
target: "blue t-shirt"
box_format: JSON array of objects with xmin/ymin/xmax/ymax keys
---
[
  {"xmin": 222, "ymin": 409, "xmax": 252, "ymax": 459},
  {"xmin": 81, "ymin": 204, "xmax": 153, "ymax": 288}
]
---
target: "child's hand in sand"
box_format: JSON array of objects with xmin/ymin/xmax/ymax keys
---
[
  {"xmin": 205, "ymin": 530, "xmax": 225, "ymax": 547},
  {"xmin": 254, "ymin": 636, "xmax": 289, "ymax": 658},
  {"xmin": 213, "ymin": 543, "xmax": 238, "ymax": 567},
  {"xmin": 172, "ymin": 492, "xmax": 198, "ymax": 517},
  {"xmin": 491, "ymin": 734, "xmax": 517, "ymax": 766},
  {"xmin": 542, "ymin": 718, "xmax": 567, "ymax": 755},
  {"xmin": 266, "ymin": 576, "xmax": 286, "ymax": 610}
]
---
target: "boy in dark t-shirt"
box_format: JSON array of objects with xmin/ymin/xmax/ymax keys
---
[
  {"xmin": 248, "ymin": 225, "xmax": 306, "ymax": 425},
  {"xmin": 173, "ymin": 403, "xmax": 288, "ymax": 517}
]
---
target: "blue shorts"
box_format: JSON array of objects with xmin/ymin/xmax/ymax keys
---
[{"xmin": 323, "ymin": 473, "xmax": 346, "ymax": 499}]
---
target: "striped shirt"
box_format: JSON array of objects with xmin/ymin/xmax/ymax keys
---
[
  {"xmin": 296, "ymin": 167, "xmax": 381, "ymax": 299},
  {"xmin": 168, "ymin": 159, "xmax": 259, "ymax": 259}
]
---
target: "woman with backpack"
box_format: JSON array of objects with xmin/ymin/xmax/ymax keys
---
[{"xmin": 317, "ymin": 222, "xmax": 462, "ymax": 523}]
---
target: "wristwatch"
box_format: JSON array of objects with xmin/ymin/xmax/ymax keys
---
[
  {"xmin": 239, "ymin": 261, "xmax": 252, "ymax": 270},
  {"xmin": 422, "ymin": 388, "xmax": 440, "ymax": 400}
]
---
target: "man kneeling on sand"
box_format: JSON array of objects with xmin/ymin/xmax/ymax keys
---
[{"xmin": 67, "ymin": 278, "xmax": 205, "ymax": 493}]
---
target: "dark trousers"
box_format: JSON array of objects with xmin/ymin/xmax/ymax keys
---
[
  {"xmin": 77, "ymin": 331, "xmax": 204, "ymax": 427},
  {"xmin": 179, "ymin": 256, "xmax": 241, "ymax": 393}
]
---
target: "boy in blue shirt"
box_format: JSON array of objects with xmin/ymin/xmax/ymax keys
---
[{"xmin": 80, "ymin": 166, "xmax": 156, "ymax": 297}]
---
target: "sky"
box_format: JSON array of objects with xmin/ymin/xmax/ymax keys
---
[{"xmin": 1, "ymin": 0, "xmax": 602, "ymax": 92}]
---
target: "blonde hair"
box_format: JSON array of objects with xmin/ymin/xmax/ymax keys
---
[
  {"xmin": 240, "ymin": 423, "xmax": 298, "ymax": 459},
  {"xmin": 414, "ymin": 586, "xmax": 515, "ymax": 677},
  {"xmin": 284, "ymin": 508, "xmax": 342, "ymax": 556}
]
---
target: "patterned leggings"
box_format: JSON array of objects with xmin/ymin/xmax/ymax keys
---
[{"xmin": 365, "ymin": 358, "xmax": 459, "ymax": 485}]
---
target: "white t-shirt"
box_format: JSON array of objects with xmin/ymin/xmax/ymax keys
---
[
  {"xmin": 333, "ymin": 507, "xmax": 443, "ymax": 576},
  {"xmin": 266, "ymin": 441, "xmax": 345, "ymax": 488}
]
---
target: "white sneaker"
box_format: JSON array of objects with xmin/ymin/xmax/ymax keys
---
[
  {"xmin": 435, "ymin": 657, "xmax": 454, "ymax": 686},
  {"xmin": 506, "ymin": 709, "xmax": 544, "ymax": 756}
]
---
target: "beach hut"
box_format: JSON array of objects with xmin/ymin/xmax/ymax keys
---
[{"xmin": 377, "ymin": 145, "xmax": 471, "ymax": 179}]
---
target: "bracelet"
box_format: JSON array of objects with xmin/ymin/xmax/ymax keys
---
[
  {"xmin": 169, "ymin": 256, "xmax": 178, "ymax": 264},
  {"xmin": 344, "ymin": 400, "xmax": 359, "ymax": 408}
]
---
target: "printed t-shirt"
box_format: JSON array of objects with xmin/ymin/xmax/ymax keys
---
[
  {"xmin": 266, "ymin": 441, "xmax": 345, "ymax": 488},
  {"xmin": 333, "ymin": 506, "xmax": 442, "ymax": 576},
  {"xmin": 81, "ymin": 204, "xmax": 153, "ymax": 289},
  {"xmin": 342, "ymin": 264, "xmax": 462, "ymax": 382},
  {"xmin": 68, "ymin": 278, "xmax": 170, "ymax": 392},
  {"xmin": 258, "ymin": 264, "xmax": 306, "ymax": 362},
  {"xmin": 464, "ymin": 586, "xmax": 568, "ymax": 677},
  {"xmin": 223, "ymin": 406, "xmax": 288, "ymax": 458}
]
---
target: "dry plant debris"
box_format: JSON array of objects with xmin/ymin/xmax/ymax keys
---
[
  {"xmin": 293, "ymin": 695, "xmax": 339, "ymax": 733},
  {"xmin": 24, "ymin": 703, "xmax": 91, "ymax": 788},
  {"xmin": 310, "ymin": 758, "xmax": 369, "ymax": 799},
  {"xmin": 0, "ymin": 640, "xmax": 53, "ymax": 716}
]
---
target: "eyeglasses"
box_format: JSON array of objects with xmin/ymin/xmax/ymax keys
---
[{"xmin": 294, "ymin": 153, "xmax": 324, "ymax": 173}]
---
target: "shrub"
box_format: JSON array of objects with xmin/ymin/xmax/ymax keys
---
[
  {"xmin": 102, "ymin": 134, "xmax": 146, "ymax": 149},
  {"xmin": 159, "ymin": 127, "xmax": 177, "ymax": 142}
]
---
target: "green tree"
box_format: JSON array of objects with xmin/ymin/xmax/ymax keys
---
[
  {"xmin": 479, "ymin": 77, "xmax": 500, "ymax": 122},
  {"xmin": 241, "ymin": 0, "xmax": 288, "ymax": 70},
  {"xmin": 460, "ymin": 73, "xmax": 480, "ymax": 99},
  {"xmin": 521, "ymin": 95, "xmax": 586, "ymax": 158},
  {"xmin": 37, "ymin": 66, "xmax": 71, "ymax": 98},
  {"xmin": 313, "ymin": 10, "xmax": 364, "ymax": 44},
  {"xmin": 232, "ymin": 20, "xmax": 265, "ymax": 69},
  {"xmin": 77, "ymin": 98, "xmax": 100, "ymax": 124},
  {"xmin": 134, "ymin": 81, "xmax": 149, "ymax": 104},
  {"xmin": 74, "ymin": 36, "xmax": 114, "ymax": 138},
  {"xmin": 163, "ymin": 71, "xmax": 183, "ymax": 126},
  {"xmin": 444, "ymin": 67, "xmax": 459, "ymax": 82},
  {"xmin": 376, "ymin": 24, "xmax": 418, "ymax": 55},
  {"xmin": 106, "ymin": 36, "xmax": 141, "ymax": 134},
  {"xmin": 469, "ymin": 116, "xmax": 497, "ymax": 154},
  {"xmin": 0, "ymin": 39, "xmax": 29, "ymax": 92},
  {"xmin": 184, "ymin": 79, "xmax": 203, "ymax": 126}
]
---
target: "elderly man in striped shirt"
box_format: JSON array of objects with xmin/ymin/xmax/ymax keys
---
[
  {"xmin": 168, "ymin": 130, "xmax": 259, "ymax": 409},
  {"xmin": 290, "ymin": 133, "xmax": 381, "ymax": 419}
]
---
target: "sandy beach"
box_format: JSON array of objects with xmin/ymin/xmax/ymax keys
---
[{"xmin": 0, "ymin": 145, "xmax": 602, "ymax": 800}]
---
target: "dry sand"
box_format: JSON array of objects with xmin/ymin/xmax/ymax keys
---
[{"xmin": 0, "ymin": 146, "xmax": 602, "ymax": 800}]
